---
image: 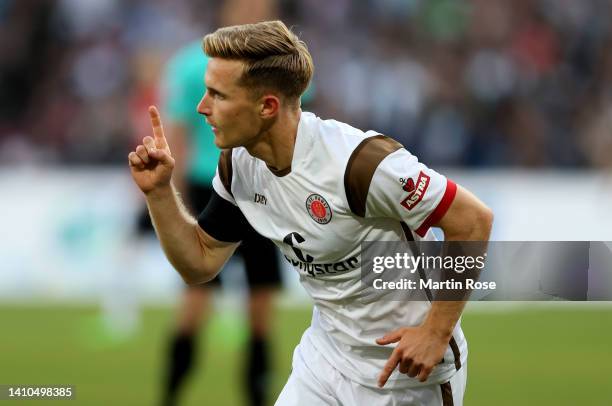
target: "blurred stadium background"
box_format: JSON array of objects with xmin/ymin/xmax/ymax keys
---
[{"xmin": 1, "ymin": 0, "xmax": 611, "ymax": 405}]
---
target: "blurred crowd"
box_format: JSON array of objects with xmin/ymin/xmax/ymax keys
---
[{"xmin": 1, "ymin": 0, "xmax": 612, "ymax": 167}]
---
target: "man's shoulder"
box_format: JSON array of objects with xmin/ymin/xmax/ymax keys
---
[
  {"xmin": 305, "ymin": 112, "xmax": 368, "ymax": 140},
  {"xmin": 303, "ymin": 112, "xmax": 381, "ymax": 159}
]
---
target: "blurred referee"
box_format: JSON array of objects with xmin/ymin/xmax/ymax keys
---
[{"xmin": 136, "ymin": 40, "xmax": 281, "ymax": 406}]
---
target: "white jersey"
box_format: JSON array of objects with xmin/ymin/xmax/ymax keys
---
[{"xmin": 212, "ymin": 111, "xmax": 466, "ymax": 389}]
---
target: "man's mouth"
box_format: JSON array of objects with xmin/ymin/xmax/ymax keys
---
[{"xmin": 206, "ymin": 120, "xmax": 218, "ymax": 133}]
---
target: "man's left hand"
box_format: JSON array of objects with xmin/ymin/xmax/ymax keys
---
[{"xmin": 376, "ymin": 326, "xmax": 449, "ymax": 387}]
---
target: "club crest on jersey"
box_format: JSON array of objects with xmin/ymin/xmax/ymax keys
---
[
  {"xmin": 305, "ymin": 194, "xmax": 332, "ymax": 224},
  {"xmin": 400, "ymin": 171, "xmax": 430, "ymax": 211}
]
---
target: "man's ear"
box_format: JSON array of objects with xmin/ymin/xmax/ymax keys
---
[{"xmin": 260, "ymin": 94, "xmax": 280, "ymax": 118}]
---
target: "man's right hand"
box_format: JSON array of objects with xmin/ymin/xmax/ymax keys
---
[{"xmin": 128, "ymin": 106, "xmax": 176, "ymax": 195}]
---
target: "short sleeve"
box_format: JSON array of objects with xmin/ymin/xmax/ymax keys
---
[
  {"xmin": 212, "ymin": 169, "xmax": 236, "ymax": 205},
  {"xmin": 211, "ymin": 148, "xmax": 235, "ymax": 204},
  {"xmin": 197, "ymin": 189, "xmax": 248, "ymax": 242},
  {"xmin": 366, "ymin": 148, "xmax": 457, "ymax": 237}
]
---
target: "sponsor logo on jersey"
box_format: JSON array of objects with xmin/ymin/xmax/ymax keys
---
[
  {"xmin": 305, "ymin": 194, "xmax": 332, "ymax": 224},
  {"xmin": 283, "ymin": 232, "xmax": 313, "ymax": 263},
  {"xmin": 400, "ymin": 177, "xmax": 415, "ymax": 193},
  {"xmin": 282, "ymin": 232, "xmax": 358, "ymax": 277},
  {"xmin": 400, "ymin": 171, "xmax": 430, "ymax": 211},
  {"xmin": 284, "ymin": 255, "xmax": 360, "ymax": 278},
  {"xmin": 254, "ymin": 193, "xmax": 267, "ymax": 205}
]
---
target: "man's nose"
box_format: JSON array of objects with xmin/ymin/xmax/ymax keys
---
[{"xmin": 197, "ymin": 94, "xmax": 211, "ymax": 116}]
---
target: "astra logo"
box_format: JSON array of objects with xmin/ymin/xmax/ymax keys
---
[
  {"xmin": 401, "ymin": 177, "xmax": 415, "ymax": 193},
  {"xmin": 400, "ymin": 171, "xmax": 430, "ymax": 211},
  {"xmin": 254, "ymin": 193, "xmax": 267, "ymax": 205}
]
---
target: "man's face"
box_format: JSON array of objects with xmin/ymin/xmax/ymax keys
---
[{"xmin": 197, "ymin": 58, "xmax": 262, "ymax": 149}]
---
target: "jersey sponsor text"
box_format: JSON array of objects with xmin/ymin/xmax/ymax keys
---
[{"xmin": 401, "ymin": 171, "xmax": 430, "ymax": 211}]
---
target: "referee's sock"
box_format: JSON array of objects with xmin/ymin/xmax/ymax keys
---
[
  {"xmin": 162, "ymin": 333, "xmax": 197, "ymax": 406},
  {"xmin": 245, "ymin": 335, "xmax": 269, "ymax": 406}
]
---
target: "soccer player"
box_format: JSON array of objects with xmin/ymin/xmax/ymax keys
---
[
  {"xmin": 150, "ymin": 41, "xmax": 281, "ymax": 406},
  {"xmin": 128, "ymin": 21, "xmax": 493, "ymax": 406}
]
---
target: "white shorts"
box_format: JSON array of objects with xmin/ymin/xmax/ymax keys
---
[{"xmin": 275, "ymin": 338, "xmax": 467, "ymax": 406}]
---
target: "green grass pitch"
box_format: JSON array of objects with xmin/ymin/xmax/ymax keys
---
[{"xmin": 0, "ymin": 304, "xmax": 610, "ymax": 405}]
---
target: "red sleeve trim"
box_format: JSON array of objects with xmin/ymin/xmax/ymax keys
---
[{"xmin": 415, "ymin": 179, "xmax": 457, "ymax": 237}]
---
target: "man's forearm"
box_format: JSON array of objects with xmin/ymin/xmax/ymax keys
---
[
  {"xmin": 421, "ymin": 300, "xmax": 467, "ymax": 341},
  {"xmin": 425, "ymin": 204, "xmax": 493, "ymax": 340},
  {"xmin": 145, "ymin": 183, "xmax": 210, "ymax": 283}
]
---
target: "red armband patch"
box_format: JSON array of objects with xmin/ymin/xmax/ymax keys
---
[{"xmin": 400, "ymin": 171, "xmax": 430, "ymax": 211}]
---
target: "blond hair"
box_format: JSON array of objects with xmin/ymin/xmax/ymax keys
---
[{"xmin": 203, "ymin": 20, "xmax": 313, "ymax": 101}]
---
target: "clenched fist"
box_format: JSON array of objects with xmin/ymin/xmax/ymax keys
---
[{"xmin": 128, "ymin": 106, "xmax": 175, "ymax": 194}]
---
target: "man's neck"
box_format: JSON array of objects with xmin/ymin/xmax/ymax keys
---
[{"xmin": 245, "ymin": 108, "xmax": 302, "ymax": 174}]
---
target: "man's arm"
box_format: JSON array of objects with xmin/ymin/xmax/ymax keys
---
[
  {"xmin": 128, "ymin": 106, "xmax": 238, "ymax": 285},
  {"xmin": 145, "ymin": 183, "xmax": 239, "ymax": 284},
  {"xmin": 377, "ymin": 185, "xmax": 493, "ymax": 387},
  {"xmin": 436, "ymin": 184, "xmax": 493, "ymax": 241},
  {"xmin": 420, "ymin": 185, "xmax": 493, "ymax": 338}
]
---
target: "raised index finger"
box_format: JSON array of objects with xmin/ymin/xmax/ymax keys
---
[
  {"xmin": 378, "ymin": 348, "xmax": 401, "ymax": 388},
  {"xmin": 148, "ymin": 105, "xmax": 167, "ymax": 148}
]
